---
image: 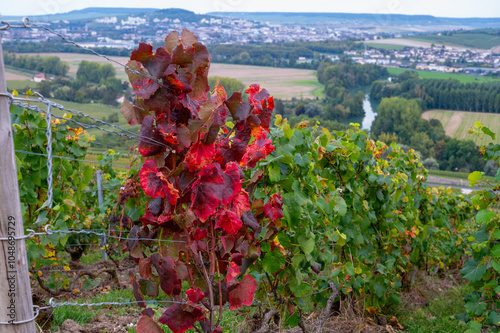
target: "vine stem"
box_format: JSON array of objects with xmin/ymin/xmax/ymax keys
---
[
  {"xmin": 184, "ymin": 230, "xmax": 196, "ymax": 287},
  {"xmin": 199, "ymin": 251, "xmax": 214, "ymax": 331},
  {"xmin": 215, "ymin": 259, "xmax": 223, "ymax": 328}
]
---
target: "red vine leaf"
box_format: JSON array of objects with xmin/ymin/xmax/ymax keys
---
[
  {"xmin": 186, "ymin": 287, "xmax": 205, "ymax": 304},
  {"xmin": 184, "ymin": 142, "xmax": 216, "ymax": 172},
  {"xmin": 215, "ymin": 210, "xmax": 243, "ymax": 235},
  {"xmin": 125, "ymin": 60, "xmax": 148, "ymax": 84},
  {"xmin": 240, "ymin": 133, "xmax": 275, "ymax": 168},
  {"xmin": 264, "ymin": 193, "xmax": 284, "ymax": 222},
  {"xmin": 180, "ymin": 29, "xmax": 199, "ymax": 47},
  {"xmin": 130, "ymin": 42, "xmax": 154, "ymax": 65},
  {"xmin": 190, "ymin": 73, "xmax": 210, "ymax": 100},
  {"xmin": 232, "ymin": 190, "xmax": 251, "ymax": 217},
  {"xmin": 192, "ymin": 42, "xmax": 210, "ymax": 74},
  {"xmin": 132, "ymin": 78, "xmax": 160, "ymax": 99},
  {"xmin": 141, "ymin": 308, "xmax": 155, "ymax": 318},
  {"xmin": 140, "ymin": 159, "xmax": 179, "ymax": 205},
  {"xmin": 216, "ymin": 138, "xmax": 248, "ymax": 167},
  {"xmin": 150, "ymin": 254, "xmax": 182, "ymax": 296},
  {"xmin": 220, "ymin": 162, "xmax": 242, "ymax": 205},
  {"xmin": 232, "ymin": 253, "xmax": 244, "ymax": 266},
  {"xmin": 226, "ymin": 261, "xmax": 240, "ymax": 283},
  {"xmin": 165, "ymin": 72, "xmax": 192, "ymax": 96},
  {"xmin": 228, "ymin": 274, "xmax": 257, "ymax": 310},
  {"xmin": 164, "ymin": 31, "xmax": 180, "ymax": 53},
  {"xmin": 137, "ymin": 315, "xmax": 164, "ymax": 333},
  {"xmin": 246, "ymin": 84, "xmax": 270, "ymax": 112},
  {"xmin": 131, "ymin": 43, "xmax": 171, "ymax": 79},
  {"xmin": 129, "ymin": 270, "xmax": 146, "ymax": 308},
  {"xmin": 172, "ymin": 44, "xmax": 195, "ymax": 67},
  {"xmin": 190, "ymin": 165, "xmax": 225, "ymax": 222},
  {"xmin": 138, "ymin": 116, "xmax": 166, "ymax": 157},
  {"xmin": 193, "ymin": 228, "xmax": 208, "ymax": 240},
  {"xmin": 120, "ymin": 100, "xmax": 147, "ymax": 127},
  {"xmin": 257, "ymin": 96, "xmax": 274, "ymax": 130},
  {"xmin": 138, "ymin": 258, "xmax": 152, "ymax": 280},
  {"xmin": 159, "ymin": 304, "xmax": 205, "ymax": 333}
]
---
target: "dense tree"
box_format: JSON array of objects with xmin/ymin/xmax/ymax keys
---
[
  {"xmin": 370, "ymin": 78, "xmax": 500, "ymax": 113},
  {"xmin": 208, "ymin": 76, "xmax": 245, "ymax": 96},
  {"xmin": 317, "ymin": 60, "xmax": 389, "ymax": 88},
  {"xmin": 371, "ymin": 97, "xmax": 424, "ymax": 143},
  {"xmin": 76, "ymin": 61, "xmax": 116, "ymax": 84},
  {"xmin": 3, "ymin": 51, "xmax": 69, "ymax": 76}
]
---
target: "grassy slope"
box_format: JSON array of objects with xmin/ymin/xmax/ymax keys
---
[
  {"xmin": 422, "ymin": 109, "xmax": 500, "ymax": 145},
  {"xmin": 409, "ymin": 33, "xmax": 500, "ymax": 50},
  {"xmin": 386, "ymin": 67, "xmax": 500, "ymax": 83}
]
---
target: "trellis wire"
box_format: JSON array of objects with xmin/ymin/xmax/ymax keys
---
[
  {"xmin": 0, "ymin": 228, "xmax": 46, "ymax": 241},
  {"xmin": 41, "ymin": 298, "xmax": 186, "ymax": 311},
  {"xmin": 13, "ymin": 122, "xmax": 134, "ymax": 155},
  {"xmin": 0, "ymin": 16, "xmax": 30, "ymax": 31},
  {"xmin": 15, "ymin": 149, "xmax": 102, "ymax": 164},
  {"xmin": 0, "ymin": 306, "xmax": 40, "ymax": 325},
  {"xmin": 44, "ymin": 226, "xmax": 187, "ymax": 243},
  {"xmin": 32, "ymin": 266, "xmax": 134, "ymax": 274}
]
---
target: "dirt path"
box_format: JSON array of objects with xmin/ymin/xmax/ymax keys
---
[
  {"xmin": 444, "ymin": 112, "xmax": 463, "ymax": 137},
  {"xmin": 6, "ymin": 72, "xmax": 30, "ymax": 80}
]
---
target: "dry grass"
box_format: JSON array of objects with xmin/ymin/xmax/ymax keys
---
[{"xmin": 422, "ymin": 109, "xmax": 500, "ymax": 145}]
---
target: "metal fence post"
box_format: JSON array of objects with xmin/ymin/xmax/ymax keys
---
[{"xmin": 96, "ymin": 170, "xmax": 107, "ymax": 261}]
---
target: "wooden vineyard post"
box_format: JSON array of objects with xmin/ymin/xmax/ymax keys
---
[{"xmin": 0, "ymin": 34, "xmax": 37, "ymax": 332}]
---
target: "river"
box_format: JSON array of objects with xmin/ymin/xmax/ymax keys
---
[{"xmin": 341, "ymin": 94, "xmax": 379, "ymax": 132}]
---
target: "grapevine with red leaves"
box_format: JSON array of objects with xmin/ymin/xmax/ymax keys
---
[{"xmin": 119, "ymin": 30, "xmax": 281, "ymax": 333}]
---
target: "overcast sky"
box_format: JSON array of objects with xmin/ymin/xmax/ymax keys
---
[{"xmin": 2, "ymin": 0, "xmax": 500, "ymax": 18}]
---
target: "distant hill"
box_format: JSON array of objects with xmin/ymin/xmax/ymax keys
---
[
  {"xmin": 2, "ymin": 7, "xmax": 159, "ymax": 22},
  {"xmin": 209, "ymin": 12, "xmax": 500, "ymax": 29},
  {"xmin": 148, "ymin": 8, "xmax": 214, "ymax": 22}
]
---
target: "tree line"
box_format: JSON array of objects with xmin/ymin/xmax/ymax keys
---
[
  {"xmin": 206, "ymin": 40, "xmax": 362, "ymax": 70},
  {"xmin": 370, "ymin": 72, "xmax": 500, "ymax": 113},
  {"xmin": 37, "ymin": 60, "xmax": 128, "ymax": 106},
  {"xmin": 3, "ymin": 51, "xmax": 69, "ymax": 76}
]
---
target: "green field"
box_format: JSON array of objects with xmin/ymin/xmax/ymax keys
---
[
  {"xmin": 409, "ymin": 33, "xmax": 500, "ymax": 50},
  {"xmin": 422, "ymin": 109, "xmax": 500, "ymax": 145},
  {"xmin": 5, "ymin": 79, "xmax": 39, "ymax": 91},
  {"xmin": 364, "ymin": 43, "xmax": 406, "ymax": 50},
  {"xmin": 386, "ymin": 67, "xmax": 500, "ymax": 83}
]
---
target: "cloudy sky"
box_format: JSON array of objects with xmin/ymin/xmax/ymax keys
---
[{"xmin": 2, "ymin": 0, "xmax": 500, "ymax": 18}]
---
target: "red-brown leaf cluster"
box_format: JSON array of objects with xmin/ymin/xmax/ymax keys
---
[{"xmin": 124, "ymin": 30, "xmax": 280, "ymax": 333}]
